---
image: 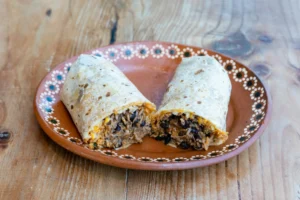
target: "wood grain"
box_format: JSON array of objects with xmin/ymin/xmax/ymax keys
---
[
  {"xmin": 0, "ymin": 0, "xmax": 126, "ymax": 200},
  {"xmin": 0, "ymin": 0, "xmax": 299, "ymax": 199},
  {"xmin": 118, "ymin": 0, "xmax": 300, "ymax": 199}
]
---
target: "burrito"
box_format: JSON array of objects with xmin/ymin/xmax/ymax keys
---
[
  {"xmin": 151, "ymin": 56, "xmax": 231, "ymax": 150},
  {"xmin": 61, "ymin": 54, "xmax": 156, "ymax": 149}
]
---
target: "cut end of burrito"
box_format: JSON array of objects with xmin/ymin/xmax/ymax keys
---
[
  {"xmin": 87, "ymin": 102, "xmax": 155, "ymax": 149},
  {"xmin": 151, "ymin": 110, "xmax": 228, "ymax": 150}
]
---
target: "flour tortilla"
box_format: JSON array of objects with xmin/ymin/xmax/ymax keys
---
[
  {"xmin": 152, "ymin": 56, "xmax": 231, "ymax": 147},
  {"xmin": 61, "ymin": 54, "xmax": 156, "ymax": 144}
]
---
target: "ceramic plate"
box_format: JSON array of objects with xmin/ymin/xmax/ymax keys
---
[{"xmin": 34, "ymin": 41, "xmax": 271, "ymax": 170}]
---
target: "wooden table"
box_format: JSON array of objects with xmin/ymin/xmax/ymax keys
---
[{"xmin": 1, "ymin": 0, "xmax": 299, "ymax": 199}]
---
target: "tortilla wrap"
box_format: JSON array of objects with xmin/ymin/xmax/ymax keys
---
[
  {"xmin": 61, "ymin": 54, "xmax": 156, "ymax": 149},
  {"xmin": 151, "ymin": 56, "xmax": 231, "ymax": 150}
]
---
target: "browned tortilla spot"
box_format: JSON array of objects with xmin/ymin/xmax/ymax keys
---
[
  {"xmin": 84, "ymin": 83, "xmax": 89, "ymax": 88},
  {"xmin": 85, "ymin": 108, "xmax": 92, "ymax": 116},
  {"xmin": 184, "ymin": 96, "xmax": 187, "ymax": 98},
  {"xmin": 195, "ymin": 69, "xmax": 204, "ymax": 75},
  {"xmin": 98, "ymin": 96, "xmax": 102, "ymax": 100},
  {"xmin": 180, "ymin": 80, "xmax": 184, "ymax": 82},
  {"xmin": 166, "ymin": 85, "xmax": 171, "ymax": 92},
  {"xmin": 77, "ymin": 89, "xmax": 84, "ymax": 103},
  {"xmin": 71, "ymin": 105, "xmax": 74, "ymax": 109},
  {"xmin": 103, "ymin": 84, "xmax": 106, "ymax": 87},
  {"xmin": 197, "ymin": 101, "xmax": 201, "ymax": 104},
  {"xmin": 106, "ymin": 92, "xmax": 111, "ymax": 97}
]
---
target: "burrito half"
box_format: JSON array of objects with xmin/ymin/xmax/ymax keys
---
[
  {"xmin": 151, "ymin": 56, "xmax": 231, "ymax": 150},
  {"xmin": 61, "ymin": 54, "xmax": 156, "ymax": 149}
]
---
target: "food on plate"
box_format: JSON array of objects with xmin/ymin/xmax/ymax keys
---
[
  {"xmin": 61, "ymin": 54, "xmax": 156, "ymax": 149},
  {"xmin": 151, "ymin": 56, "xmax": 231, "ymax": 150}
]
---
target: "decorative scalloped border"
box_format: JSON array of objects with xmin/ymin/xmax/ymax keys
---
[{"xmin": 38, "ymin": 44, "xmax": 267, "ymax": 162}]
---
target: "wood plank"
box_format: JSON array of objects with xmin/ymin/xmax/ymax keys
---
[
  {"xmin": 117, "ymin": 0, "xmax": 300, "ymax": 199},
  {"xmin": 0, "ymin": 0, "xmax": 126, "ymax": 199}
]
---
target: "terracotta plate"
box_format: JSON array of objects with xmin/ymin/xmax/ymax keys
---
[{"xmin": 34, "ymin": 41, "xmax": 271, "ymax": 170}]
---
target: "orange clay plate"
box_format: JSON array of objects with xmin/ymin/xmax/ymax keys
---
[{"xmin": 34, "ymin": 41, "xmax": 271, "ymax": 170}]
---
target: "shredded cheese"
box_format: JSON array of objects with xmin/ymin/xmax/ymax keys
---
[{"xmin": 104, "ymin": 117, "xmax": 110, "ymax": 124}]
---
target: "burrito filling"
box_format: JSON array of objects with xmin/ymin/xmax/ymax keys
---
[
  {"xmin": 151, "ymin": 112, "xmax": 228, "ymax": 150},
  {"xmin": 88, "ymin": 105, "xmax": 152, "ymax": 149}
]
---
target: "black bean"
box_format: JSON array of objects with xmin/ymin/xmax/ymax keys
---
[
  {"xmin": 193, "ymin": 133, "xmax": 201, "ymax": 140},
  {"xmin": 179, "ymin": 141, "xmax": 190, "ymax": 149},
  {"xmin": 170, "ymin": 114, "xmax": 179, "ymax": 119},
  {"xmin": 160, "ymin": 120, "xmax": 169, "ymax": 129},
  {"xmin": 181, "ymin": 124, "xmax": 189, "ymax": 129},
  {"xmin": 191, "ymin": 127, "xmax": 200, "ymax": 139},
  {"xmin": 178, "ymin": 130, "xmax": 186, "ymax": 136},
  {"xmin": 199, "ymin": 124, "xmax": 205, "ymax": 131},
  {"xmin": 155, "ymin": 136, "xmax": 165, "ymax": 141},
  {"xmin": 205, "ymin": 131, "xmax": 212, "ymax": 137},
  {"xmin": 191, "ymin": 127, "xmax": 199, "ymax": 134},
  {"xmin": 130, "ymin": 110, "xmax": 137, "ymax": 121},
  {"xmin": 93, "ymin": 142, "xmax": 98, "ymax": 149},
  {"xmin": 163, "ymin": 128, "xmax": 169, "ymax": 134},
  {"xmin": 114, "ymin": 124, "xmax": 121, "ymax": 132},
  {"xmin": 140, "ymin": 121, "xmax": 146, "ymax": 127},
  {"xmin": 164, "ymin": 134, "xmax": 171, "ymax": 144}
]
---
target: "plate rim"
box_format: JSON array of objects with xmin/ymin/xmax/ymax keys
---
[{"xmin": 34, "ymin": 41, "xmax": 272, "ymax": 170}]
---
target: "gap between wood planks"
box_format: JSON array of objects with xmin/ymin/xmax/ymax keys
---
[{"xmin": 110, "ymin": 8, "xmax": 119, "ymax": 44}]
